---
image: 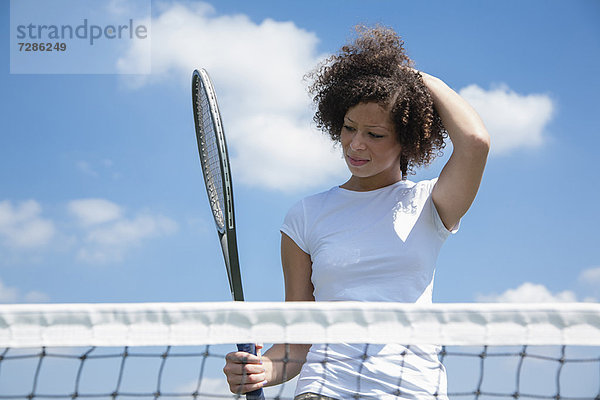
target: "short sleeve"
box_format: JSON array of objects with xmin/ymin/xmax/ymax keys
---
[
  {"xmin": 280, "ymin": 199, "xmax": 309, "ymax": 254},
  {"xmin": 419, "ymin": 178, "xmax": 460, "ymax": 239}
]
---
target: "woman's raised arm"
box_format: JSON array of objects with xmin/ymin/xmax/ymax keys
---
[{"xmin": 421, "ymin": 72, "xmax": 491, "ymax": 230}]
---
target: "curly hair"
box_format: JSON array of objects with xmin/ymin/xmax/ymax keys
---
[{"xmin": 307, "ymin": 25, "xmax": 447, "ymax": 178}]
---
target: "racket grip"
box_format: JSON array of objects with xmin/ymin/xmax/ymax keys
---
[{"xmin": 236, "ymin": 343, "xmax": 265, "ymax": 400}]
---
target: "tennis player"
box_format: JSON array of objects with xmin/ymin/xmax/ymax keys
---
[{"xmin": 224, "ymin": 25, "xmax": 490, "ymax": 400}]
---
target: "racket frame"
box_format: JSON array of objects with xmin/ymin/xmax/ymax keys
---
[
  {"xmin": 192, "ymin": 68, "xmax": 244, "ymax": 302},
  {"xmin": 192, "ymin": 69, "xmax": 264, "ymax": 400}
]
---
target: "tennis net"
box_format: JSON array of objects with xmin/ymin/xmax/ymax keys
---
[{"xmin": 0, "ymin": 302, "xmax": 599, "ymax": 399}]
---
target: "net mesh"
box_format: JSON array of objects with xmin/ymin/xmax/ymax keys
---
[{"xmin": 1, "ymin": 302, "xmax": 599, "ymax": 400}]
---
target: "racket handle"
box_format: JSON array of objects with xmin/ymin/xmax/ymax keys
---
[{"xmin": 236, "ymin": 343, "xmax": 265, "ymax": 400}]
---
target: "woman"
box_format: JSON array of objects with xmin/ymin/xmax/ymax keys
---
[{"xmin": 224, "ymin": 26, "xmax": 490, "ymax": 399}]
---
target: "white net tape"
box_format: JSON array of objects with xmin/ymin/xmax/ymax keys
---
[{"xmin": 1, "ymin": 302, "xmax": 599, "ymax": 348}]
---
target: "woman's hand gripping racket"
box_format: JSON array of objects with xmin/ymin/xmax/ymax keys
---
[{"xmin": 191, "ymin": 69, "xmax": 265, "ymax": 400}]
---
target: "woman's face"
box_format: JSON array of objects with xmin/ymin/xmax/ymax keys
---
[{"xmin": 340, "ymin": 102, "xmax": 403, "ymax": 191}]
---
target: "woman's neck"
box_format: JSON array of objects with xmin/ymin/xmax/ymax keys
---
[{"xmin": 340, "ymin": 172, "xmax": 403, "ymax": 192}]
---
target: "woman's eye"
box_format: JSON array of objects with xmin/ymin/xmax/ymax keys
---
[
  {"xmin": 369, "ymin": 132, "xmax": 384, "ymax": 139},
  {"xmin": 343, "ymin": 125, "xmax": 355, "ymax": 132}
]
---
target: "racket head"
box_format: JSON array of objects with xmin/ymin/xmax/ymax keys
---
[
  {"xmin": 192, "ymin": 69, "xmax": 244, "ymax": 301},
  {"xmin": 192, "ymin": 69, "xmax": 232, "ymax": 234}
]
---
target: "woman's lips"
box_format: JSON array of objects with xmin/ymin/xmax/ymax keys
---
[{"xmin": 347, "ymin": 154, "xmax": 369, "ymax": 167}]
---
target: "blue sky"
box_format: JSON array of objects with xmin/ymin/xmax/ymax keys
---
[{"xmin": 1, "ymin": 0, "xmax": 599, "ymax": 306}]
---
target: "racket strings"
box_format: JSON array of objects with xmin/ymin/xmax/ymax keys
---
[{"xmin": 195, "ymin": 78, "xmax": 226, "ymax": 231}]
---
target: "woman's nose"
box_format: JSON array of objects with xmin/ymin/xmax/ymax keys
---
[{"xmin": 350, "ymin": 133, "xmax": 366, "ymax": 151}]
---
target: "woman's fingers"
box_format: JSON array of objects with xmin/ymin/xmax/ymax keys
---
[
  {"xmin": 225, "ymin": 350, "xmax": 262, "ymax": 366},
  {"xmin": 223, "ymin": 351, "xmax": 267, "ymax": 394}
]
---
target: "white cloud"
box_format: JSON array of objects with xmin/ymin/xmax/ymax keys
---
[
  {"xmin": 177, "ymin": 377, "xmax": 231, "ymax": 398},
  {"xmin": 76, "ymin": 159, "xmax": 120, "ymax": 180},
  {"xmin": 117, "ymin": 2, "xmax": 347, "ymax": 192},
  {"xmin": 0, "ymin": 279, "xmax": 49, "ymax": 303},
  {"xmin": 0, "ymin": 200, "xmax": 55, "ymax": 248},
  {"xmin": 68, "ymin": 198, "xmax": 123, "ymax": 226},
  {"xmin": 85, "ymin": 214, "xmax": 177, "ymax": 246},
  {"xmin": 459, "ymin": 84, "xmax": 555, "ymax": 155},
  {"xmin": 0, "ymin": 198, "xmax": 177, "ymax": 264},
  {"xmin": 476, "ymin": 282, "xmax": 577, "ymax": 303},
  {"xmin": 579, "ymin": 266, "xmax": 600, "ymax": 285},
  {"xmin": 230, "ymin": 114, "xmax": 344, "ymax": 190},
  {"xmin": 23, "ymin": 290, "xmax": 50, "ymax": 302},
  {"xmin": 0, "ymin": 279, "xmax": 18, "ymax": 302},
  {"xmin": 76, "ymin": 161, "xmax": 98, "ymax": 177},
  {"xmin": 578, "ymin": 266, "xmax": 600, "ymax": 302},
  {"xmin": 75, "ymin": 205, "xmax": 178, "ymax": 263}
]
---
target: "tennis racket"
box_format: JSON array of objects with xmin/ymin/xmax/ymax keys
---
[{"xmin": 191, "ymin": 69, "xmax": 265, "ymax": 400}]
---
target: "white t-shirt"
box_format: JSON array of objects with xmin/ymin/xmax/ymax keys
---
[{"xmin": 280, "ymin": 178, "xmax": 458, "ymax": 399}]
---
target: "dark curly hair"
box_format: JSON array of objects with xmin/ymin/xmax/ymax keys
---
[{"xmin": 307, "ymin": 25, "xmax": 447, "ymax": 178}]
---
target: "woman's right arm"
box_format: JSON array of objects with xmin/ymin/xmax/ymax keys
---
[{"xmin": 223, "ymin": 233, "xmax": 315, "ymax": 394}]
